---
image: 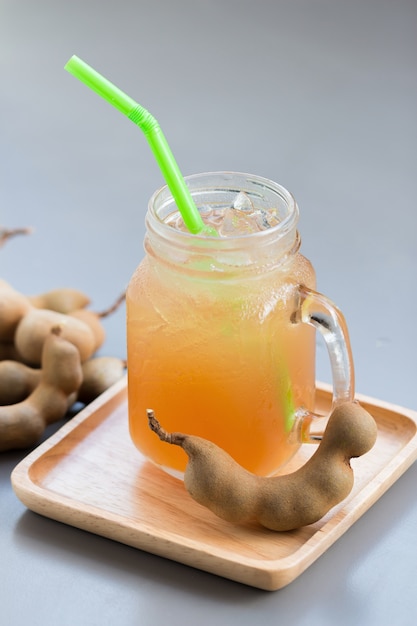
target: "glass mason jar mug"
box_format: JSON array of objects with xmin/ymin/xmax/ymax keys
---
[{"xmin": 126, "ymin": 172, "xmax": 354, "ymax": 478}]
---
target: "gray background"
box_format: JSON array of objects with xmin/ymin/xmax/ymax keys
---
[{"xmin": 1, "ymin": 1, "xmax": 416, "ymax": 624}]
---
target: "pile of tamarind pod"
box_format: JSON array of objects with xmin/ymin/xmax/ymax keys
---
[
  {"xmin": 0, "ymin": 278, "xmax": 127, "ymax": 452},
  {"xmin": 148, "ymin": 402, "xmax": 378, "ymax": 532}
]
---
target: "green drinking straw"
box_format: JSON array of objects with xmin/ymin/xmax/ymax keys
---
[{"xmin": 64, "ymin": 55, "xmax": 217, "ymax": 237}]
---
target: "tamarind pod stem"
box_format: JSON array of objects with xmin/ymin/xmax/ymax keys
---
[
  {"xmin": 95, "ymin": 292, "xmax": 126, "ymax": 318},
  {"xmin": 0, "ymin": 227, "xmax": 32, "ymax": 247}
]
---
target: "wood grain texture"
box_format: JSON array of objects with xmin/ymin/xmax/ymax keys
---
[{"xmin": 11, "ymin": 378, "xmax": 417, "ymax": 590}]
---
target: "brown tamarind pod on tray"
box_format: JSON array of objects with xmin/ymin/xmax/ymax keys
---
[{"xmin": 148, "ymin": 402, "xmax": 377, "ymax": 532}]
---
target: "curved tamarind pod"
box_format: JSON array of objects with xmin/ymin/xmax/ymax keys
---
[
  {"xmin": 69, "ymin": 293, "xmax": 126, "ymax": 356},
  {"xmin": 69, "ymin": 309, "xmax": 106, "ymax": 353},
  {"xmin": 0, "ymin": 342, "xmax": 22, "ymax": 361},
  {"xmin": 0, "ymin": 327, "xmax": 83, "ymax": 452},
  {"xmin": 254, "ymin": 405, "xmax": 375, "ymax": 530},
  {"xmin": 0, "ymin": 279, "xmax": 32, "ymax": 342},
  {"xmin": 177, "ymin": 433, "xmax": 257, "ymax": 525},
  {"xmin": 14, "ymin": 308, "xmax": 97, "ymax": 365},
  {"xmin": 77, "ymin": 356, "xmax": 127, "ymax": 404},
  {"xmin": 28, "ymin": 288, "xmax": 90, "ymax": 313},
  {"xmin": 148, "ymin": 414, "xmax": 264, "ymax": 525},
  {"xmin": 0, "ymin": 361, "xmax": 41, "ymax": 405},
  {"xmin": 148, "ymin": 402, "xmax": 377, "ymax": 532}
]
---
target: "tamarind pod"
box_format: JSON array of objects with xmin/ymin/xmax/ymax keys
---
[
  {"xmin": 77, "ymin": 356, "xmax": 127, "ymax": 404},
  {"xmin": 0, "ymin": 327, "xmax": 83, "ymax": 452},
  {"xmin": 28, "ymin": 288, "xmax": 91, "ymax": 313},
  {"xmin": 0, "ymin": 361, "xmax": 41, "ymax": 405},
  {"xmin": 0, "ymin": 342, "xmax": 22, "ymax": 361},
  {"xmin": 68, "ymin": 293, "xmax": 126, "ymax": 355},
  {"xmin": 69, "ymin": 310, "xmax": 106, "ymax": 353},
  {"xmin": 0, "ymin": 279, "xmax": 32, "ymax": 341},
  {"xmin": 147, "ymin": 414, "xmax": 258, "ymax": 525},
  {"xmin": 67, "ymin": 391, "xmax": 78, "ymax": 408},
  {"xmin": 14, "ymin": 308, "xmax": 96, "ymax": 365},
  {"xmin": 41, "ymin": 327, "xmax": 84, "ymax": 396},
  {"xmin": 313, "ymin": 402, "xmax": 378, "ymax": 459},
  {"xmin": 255, "ymin": 404, "xmax": 377, "ymax": 531},
  {"xmin": 148, "ymin": 403, "xmax": 377, "ymax": 532},
  {"xmin": 180, "ymin": 435, "xmax": 257, "ymax": 525},
  {"xmin": 0, "ymin": 403, "xmax": 45, "ymax": 452}
]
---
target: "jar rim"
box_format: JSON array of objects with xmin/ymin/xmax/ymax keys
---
[{"xmin": 147, "ymin": 171, "xmax": 299, "ymax": 246}]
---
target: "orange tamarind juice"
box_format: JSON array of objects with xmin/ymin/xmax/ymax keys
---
[{"xmin": 127, "ymin": 253, "xmax": 316, "ymax": 477}]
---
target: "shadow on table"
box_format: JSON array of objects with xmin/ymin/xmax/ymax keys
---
[{"xmin": 13, "ymin": 507, "xmax": 262, "ymax": 602}]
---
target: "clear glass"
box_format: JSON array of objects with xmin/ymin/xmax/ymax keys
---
[{"xmin": 126, "ymin": 172, "xmax": 354, "ymax": 478}]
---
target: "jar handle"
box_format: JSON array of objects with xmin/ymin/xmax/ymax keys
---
[{"xmin": 292, "ymin": 284, "xmax": 355, "ymax": 441}]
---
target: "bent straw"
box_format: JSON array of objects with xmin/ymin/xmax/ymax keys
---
[{"xmin": 64, "ymin": 55, "xmax": 217, "ymax": 237}]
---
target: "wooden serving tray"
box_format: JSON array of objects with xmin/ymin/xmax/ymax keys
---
[{"xmin": 11, "ymin": 378, "xmax": 417, "ymax": 591}]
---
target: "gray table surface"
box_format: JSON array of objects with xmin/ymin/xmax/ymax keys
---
[{"xmin": 1, "ymin": 1, "xmax": 417, "ymax": 624}]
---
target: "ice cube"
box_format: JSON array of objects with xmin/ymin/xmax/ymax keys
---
[
  {"xmin": 198, "ymin": 204, "xmax": 214, "ymax": 218},
  {"xmin": 253, "ymin": 208, "xmax": 280, "ymax": 230},
  {"xmin": 218, "ymin": 207, "xmax": 259, "ymax": 236},
  {"xmin": 232, "ymin": 191, "xmax": 255, "ymax": 212},
  {"xmin": 167, "ymin": 213, "xmax": 188, "ymax": 232}
]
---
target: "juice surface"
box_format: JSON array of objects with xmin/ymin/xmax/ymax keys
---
[{"xmin": 127, "ymin": 252, "xmax": 316, "ymax": 476}]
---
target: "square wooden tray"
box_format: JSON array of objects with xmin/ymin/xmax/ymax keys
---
[{"xmin": 11, "ymin": 378, "xmax": 417, "ymax": 591}]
